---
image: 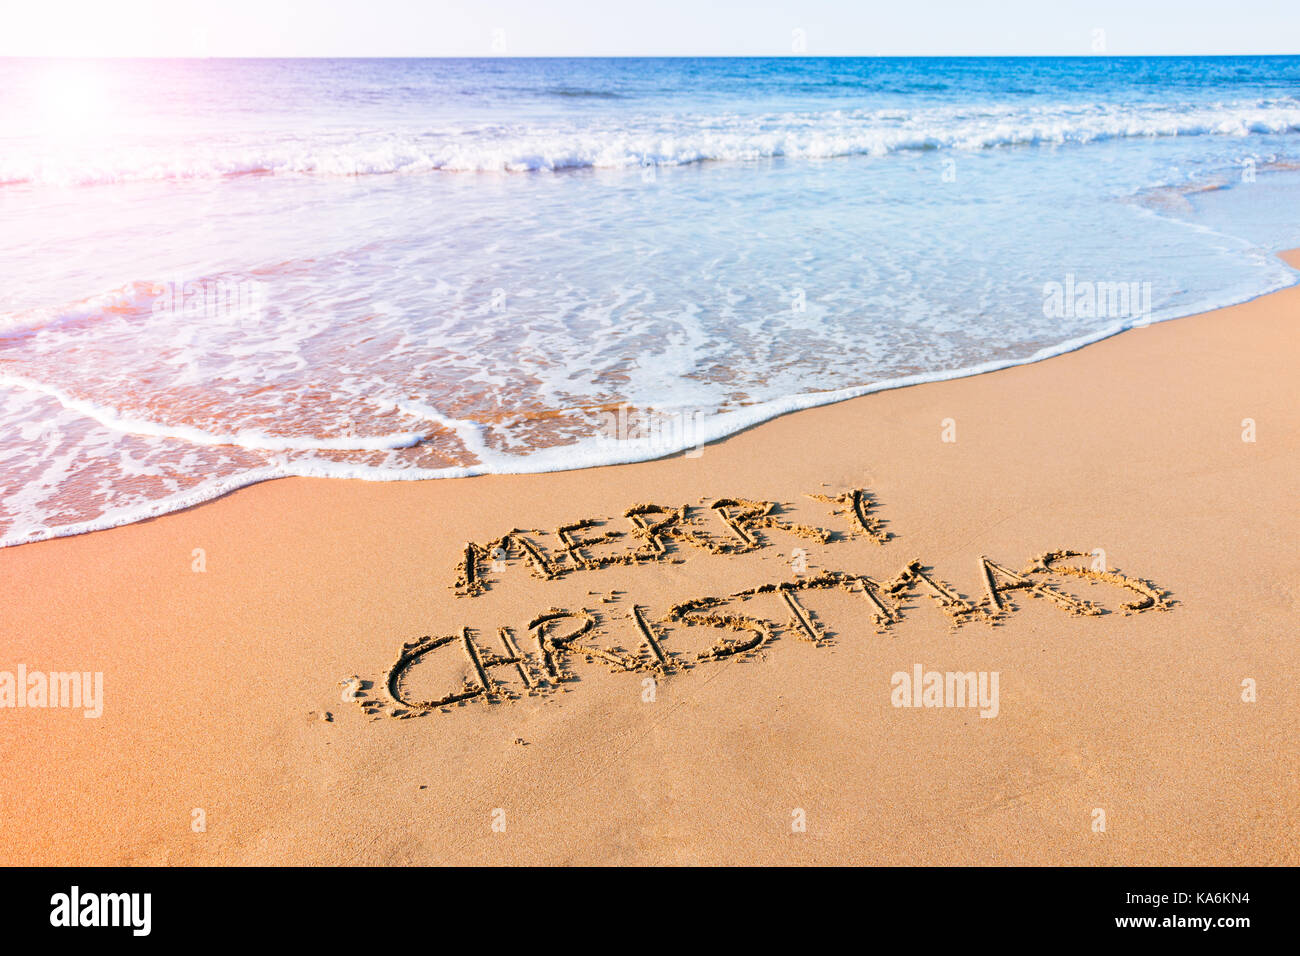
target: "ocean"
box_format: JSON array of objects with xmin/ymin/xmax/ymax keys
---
[{"xmin": 1, "ymin": 55, "xmax": 1299, "ymax": 545}]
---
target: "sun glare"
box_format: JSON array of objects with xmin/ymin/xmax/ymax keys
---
[{"xmin": 32, "ymin": 62, "xmax": 117, "ymax": 139}]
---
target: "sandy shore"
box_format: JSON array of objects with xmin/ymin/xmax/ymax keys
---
[{"xmin": 2, "ymin": 254, "xmax": 1297, "ymax": 866}]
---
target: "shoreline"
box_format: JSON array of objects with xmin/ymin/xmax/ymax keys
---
[
  {"xmin": 5, "ymin": 248, "xmax": 1298, "ymax": 550},
  {"xmin": 1, "ymin": 253, "xmax": 1295, "ymax": 865}
]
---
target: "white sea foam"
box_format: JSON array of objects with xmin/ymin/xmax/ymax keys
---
[
  {"xmin": 3, "ymin": 100, "xmax": 1300, "ymax": 186},
  {"xmin": 4, "ymin": 263, "xmax": 1296, "ymax": 550},
  {"xmin": 0, "ymin": 372, "xmax": 426, "ymax": 451}
]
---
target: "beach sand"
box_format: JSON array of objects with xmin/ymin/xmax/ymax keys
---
[{"xmin": 2, "ymin": 253, "xmax": 1296, "ymax": 866}]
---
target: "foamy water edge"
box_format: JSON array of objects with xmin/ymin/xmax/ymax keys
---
[{"xmin": 6, "ymin": 266, "xmax": 1294, "ymax": 550}]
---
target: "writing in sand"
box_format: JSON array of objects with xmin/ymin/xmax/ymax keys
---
[{"xmin": 346, "ymin": 489, "xmax": 1171, "ymax": 718}]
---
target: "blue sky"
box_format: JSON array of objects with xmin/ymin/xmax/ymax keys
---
[{"xmin": 4, "ymin": 0, "xmax": 1298, "ymax": 57}]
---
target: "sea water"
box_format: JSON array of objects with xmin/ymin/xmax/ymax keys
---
[{"xmin": 1, "ymin": 56, "xmax": 1298, "ymax": 545}]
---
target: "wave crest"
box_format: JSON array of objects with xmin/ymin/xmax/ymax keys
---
[{"xmin": 5, "ymin": 99, "xmax": 1299, "ymax": 186}]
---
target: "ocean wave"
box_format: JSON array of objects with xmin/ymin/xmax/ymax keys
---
[
  {"xmin": 0, "ymin": 281, "xmax": 161, "ymax": 336},
  {"xmin": 6, "ymin": 270, "xmax": 1294, "ymax": 551},
  {"xmin": 0, "ymin": 370, "xmax": 428, "ymax": 451},
  {"xmin": 5, "ymin": 99, "xmax": 1299, "ymax": 186}
]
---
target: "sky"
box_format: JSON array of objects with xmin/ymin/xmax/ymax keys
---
[{"xmin": 2, "ymin": 0, "xmax": 1298, "ymax": 57}]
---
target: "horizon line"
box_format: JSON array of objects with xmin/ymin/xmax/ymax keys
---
[{"xmin": 2, "ymin": 52, "xmax": 1299, "ymax": 60}]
